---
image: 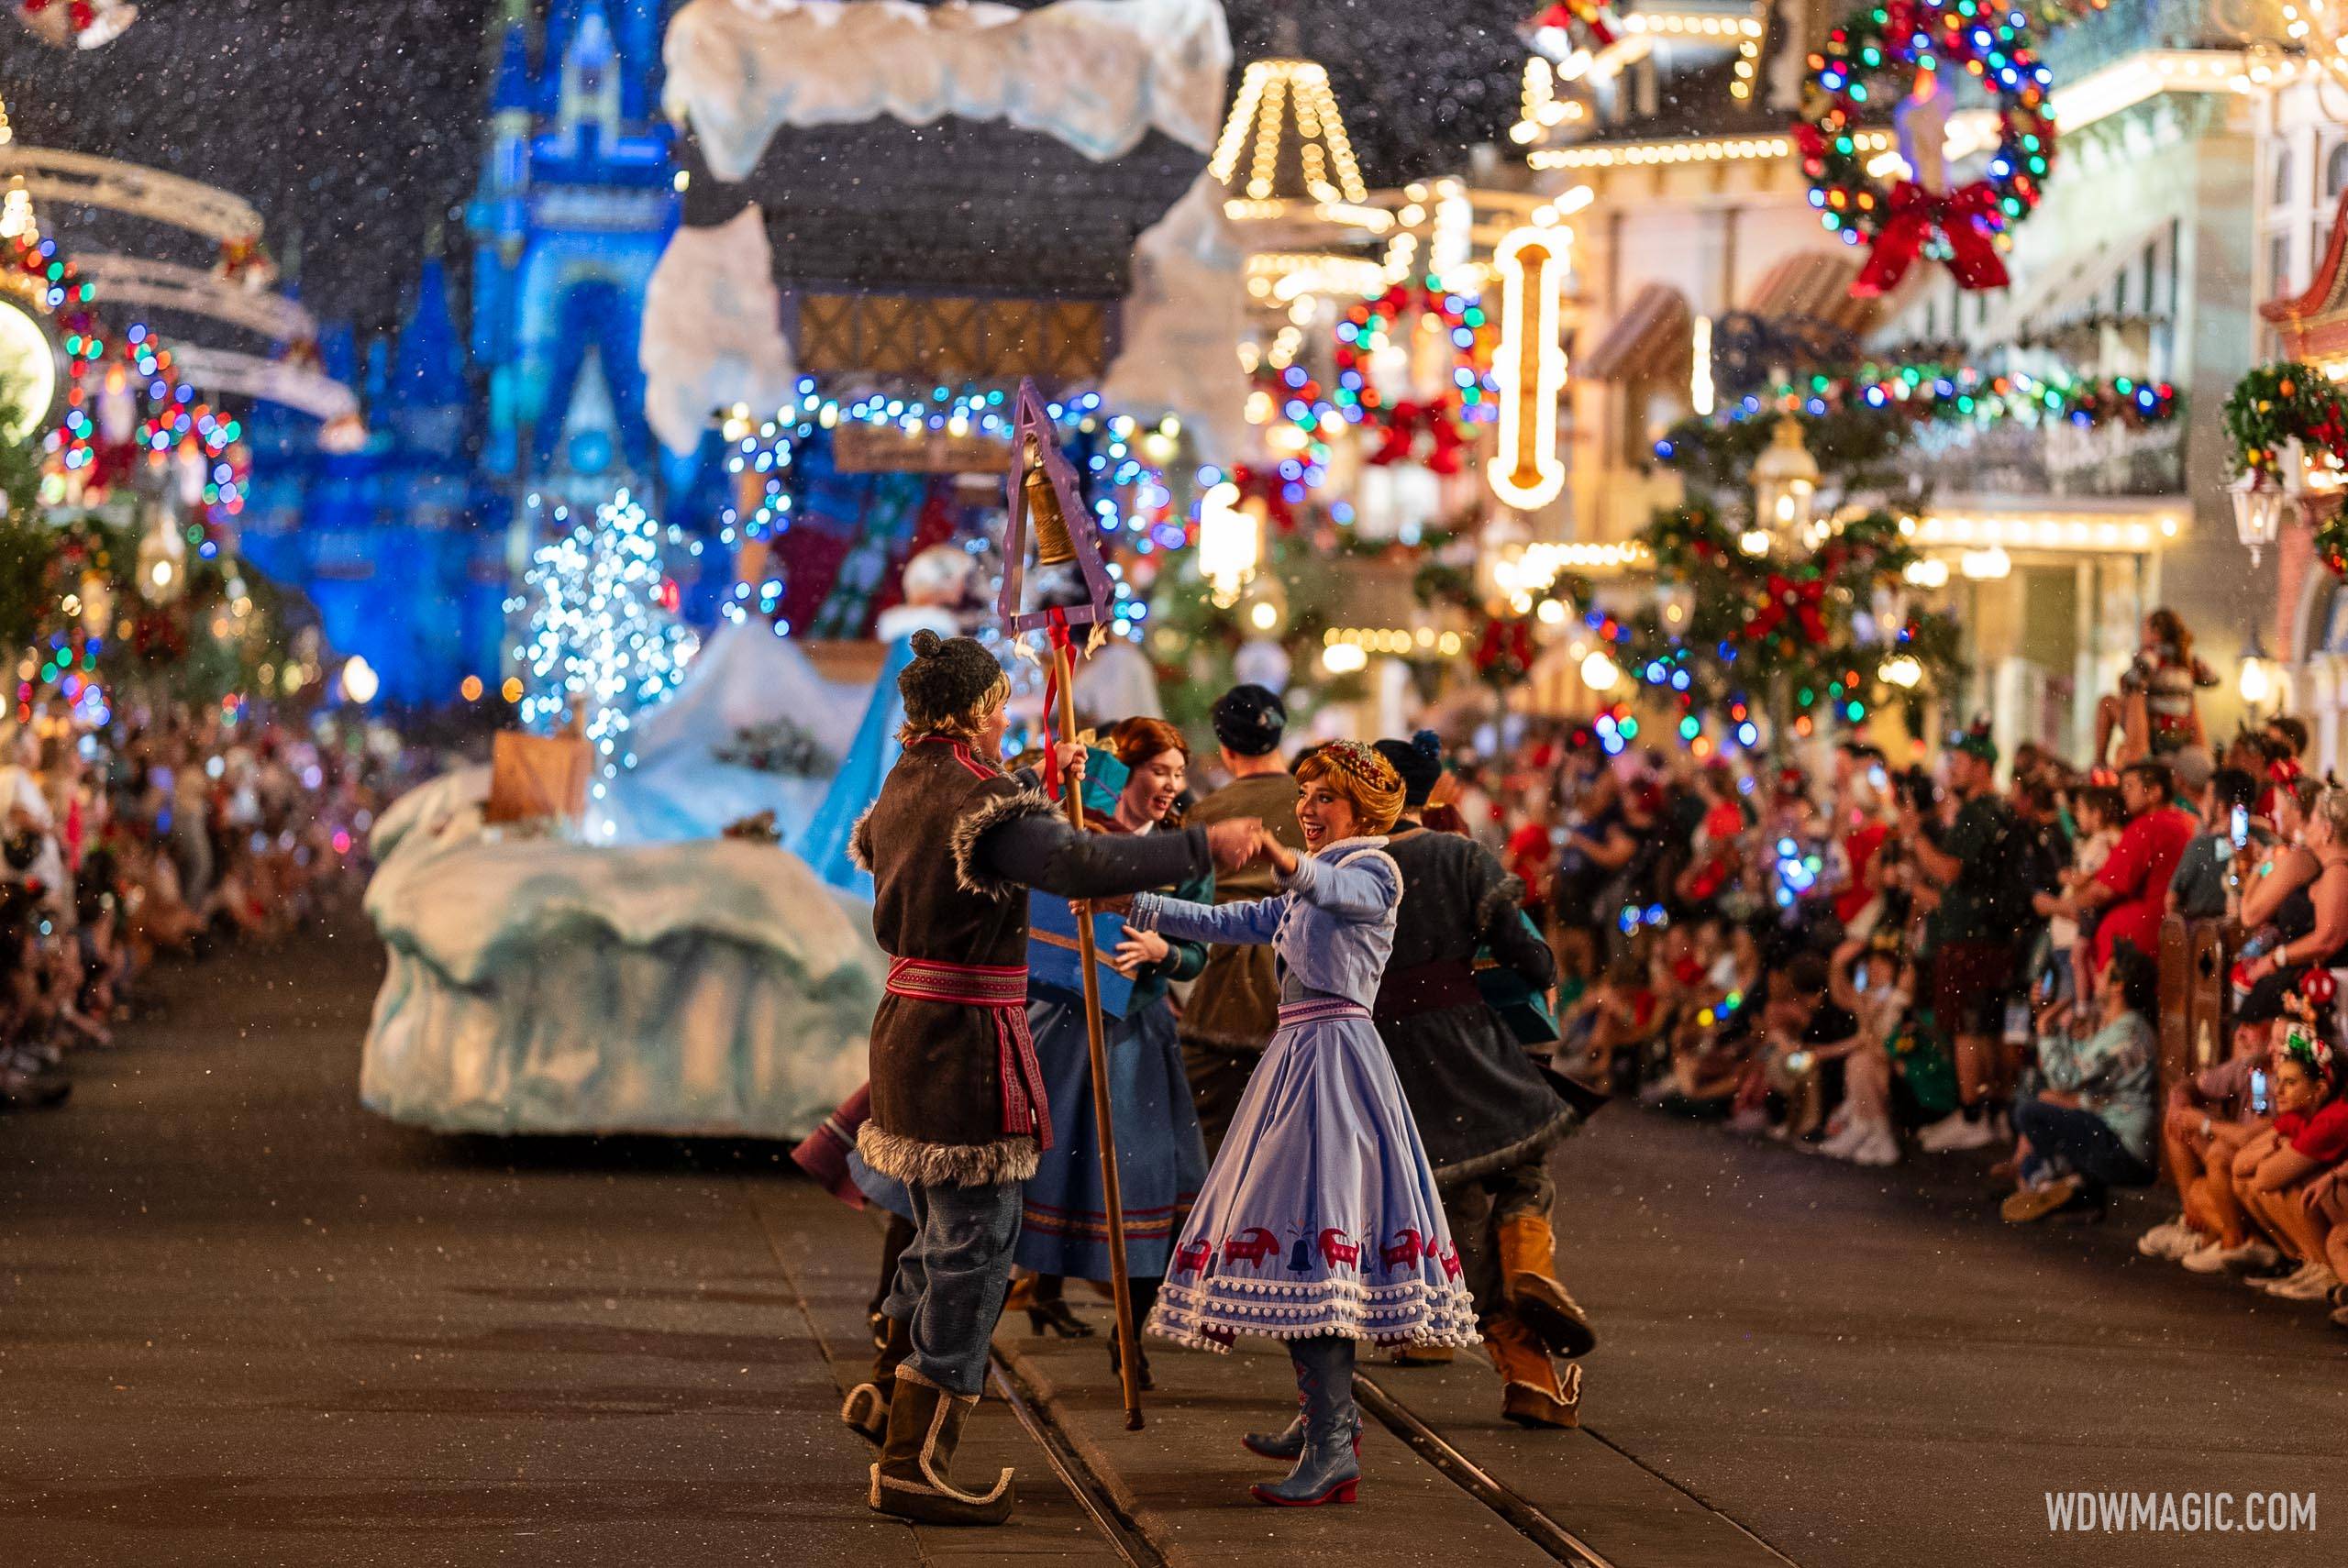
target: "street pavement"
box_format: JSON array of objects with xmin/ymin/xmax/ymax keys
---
[{"xmin": 4, "ymin": 914, "xmax": 2345, "ymax": 1566}]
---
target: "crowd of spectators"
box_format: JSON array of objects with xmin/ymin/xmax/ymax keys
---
[
  {"xmin": 0, "ymin": 702, "xmax": 404, "ymax": 1117},
  {"xmin": 1428, "ymin": 609, "xmax": 2348, "ymax": 1332}
]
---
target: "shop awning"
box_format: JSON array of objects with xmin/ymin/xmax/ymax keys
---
[
  {"xmin": 1578, "ymin": 282, "xmax": 1692, "ymax": 383},
  {"xmin": 2265, "ymin": 187, "xmax": 2348, "ymax": 363},
  {"xmin": 1739, "ymin": 250, "xmax": 1878, "ymax": 337},
  {"xmin": 2003, "ymin": 220, "xmax": 2173, "ymax": 339}
]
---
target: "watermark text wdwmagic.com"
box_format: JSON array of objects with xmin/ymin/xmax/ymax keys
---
[{"xmin": 2045, "ymin": 1492, "xmax": 2317, "ymax": 1533}]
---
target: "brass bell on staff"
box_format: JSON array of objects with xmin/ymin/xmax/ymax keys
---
[{"xmin": 1023, "ymin": 434, "xmax": 1078, "ymax": 567}]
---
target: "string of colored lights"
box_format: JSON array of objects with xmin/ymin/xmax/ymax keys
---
[
  {"xmin": 8, "ymin": 226, "xmax": 249, "ymax": 536},
  {"xmin": 1656, "ymin": 363, "xmax": 2176, "ymax": 458}
]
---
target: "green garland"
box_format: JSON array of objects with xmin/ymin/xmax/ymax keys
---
[{"xmin": 1607, "ymin": 503, "xmax": 1965, "ymax": 732}]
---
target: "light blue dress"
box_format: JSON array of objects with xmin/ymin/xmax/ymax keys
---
[{"xmin": 1128, "ymin": 836, "xmax": 1482, "ymax": 1353}]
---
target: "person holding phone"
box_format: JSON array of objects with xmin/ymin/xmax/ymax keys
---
[{"xmin": 2166, "ymin": 767, "xmax": 2260, "ymax": 922}]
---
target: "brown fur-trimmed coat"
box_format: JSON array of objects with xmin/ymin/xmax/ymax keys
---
[{"xmin": 850, "ymin": 735, "xmax": 1210, "ymax": 1187}]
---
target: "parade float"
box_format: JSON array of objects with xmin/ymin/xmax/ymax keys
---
[{"xmin": 357, "ymin": 0, "xmax": 1239, "ymax": 1140}]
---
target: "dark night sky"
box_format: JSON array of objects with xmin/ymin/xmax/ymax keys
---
[{"xmin": 0, "ymin": 0, "xmax": 1530, "ymax": 336}]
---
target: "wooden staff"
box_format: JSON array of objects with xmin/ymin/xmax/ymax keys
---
[{"xmin": 1053, "ymin": 635, "xmax": 1146, "ymax": 1430}]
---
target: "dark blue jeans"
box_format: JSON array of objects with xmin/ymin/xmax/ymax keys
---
[
  {"xmin": 882, "ymin": 1178, "xmax": 1024, "ymax": 1396},
  {"xmin": 2012, "ymin": 1097, "xmax": 2154, "ymax": 1196}
]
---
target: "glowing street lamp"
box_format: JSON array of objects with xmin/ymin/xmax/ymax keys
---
[
  {"xmin": 2231, "ymin": 469, "xmax": 2286, "ymax": 567},
  {"xmin": 1750, "ymin": 417, "xmax": 1820, "ymax": 547}
]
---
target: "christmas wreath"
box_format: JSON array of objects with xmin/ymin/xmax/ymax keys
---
[
  {"xmin": 1333, "ymin": 281, "xmax": 1496, "ymax": 474},
  {"xmin": 1796, "ymin": 0, "xmax": 2056, "ymax": 295},
  {"xmin": 2223, "ymin": 362, "xmax": 2348, "ymax": 482}
]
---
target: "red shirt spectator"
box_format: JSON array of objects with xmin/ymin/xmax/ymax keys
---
[
  {"xmin": 2092, "ymin": 801, "xmax": 2197, "ymax": 971},
  {"xmin": 1834, "ymin": 819, "xmax": 1888, "ymax": 926},
  {"xmin": 2276, "ymin": 1097, "xmax": 2348, "ymax": 1164}
]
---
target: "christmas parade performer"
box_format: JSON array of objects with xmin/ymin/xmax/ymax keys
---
[
  {"xmin": 1371, "ymin": 731, "xmax": 1598, "ymax": 1428},
  {"xmin": 1120, "ymin": 742, "xmax": 1481, "ymax": 1508},
  {"xmin": 840, "ymin": 630, "xmax": 1257, "ymax": 1527},
  {"xmin": 1013, "ymin": 716, "xmax": 1213, "ymax": 1385},
  {"xmin": 1178, "ymin": 684, "xmax": 1307, "ymax": 1154}
]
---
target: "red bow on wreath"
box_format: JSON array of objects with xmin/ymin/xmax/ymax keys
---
[
  {"xmin": 1228, "ymin": 464, "xmax": 1300, "ymax": 535},
  {"xmin": 1368, "ymin": 401, "xmax": 1468, "ymax": 475},
  {"xmin": 1852, "ymin": 181, "xmax": 2010, "ymax": 297},
  {"xmin": 1746, "ymin": 575, "xmax": 1828, "ymax": 645},
  {"xmin": 1473, "ymin": 616, "xmax": 1538, "ymax": 684}
]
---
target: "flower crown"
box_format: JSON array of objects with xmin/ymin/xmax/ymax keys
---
[{"xmin": 1320, "ymin": 739, "xmax": 1402, "ymax": 795}]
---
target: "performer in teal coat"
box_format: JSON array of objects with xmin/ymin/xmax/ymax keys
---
[{"xmin": 1013, "ymin": 718, "xmax": 1212, "ymax": 1389}]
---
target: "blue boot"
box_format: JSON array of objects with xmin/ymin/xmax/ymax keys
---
[
  {"xmin": 1241, "ymin": 1404, "xmax": 1363, "ymax": 1461},
  {"xmin": 1249, "ymin": 1336, "xmax": 1361, "ymax": 1507}
]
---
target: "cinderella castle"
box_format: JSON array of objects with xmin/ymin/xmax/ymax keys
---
[{"xmin": 238, "ymin": 0, "xmax": 724, "ymax": 708}]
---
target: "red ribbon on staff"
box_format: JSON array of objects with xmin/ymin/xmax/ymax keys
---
[
  {"xmin": 1851, "ymin": 180, "xmax": 2011, "ymax": 297},
  {"xmin": 1038, "ymin": 606, "xmax": 1075, "ymax": 801}
]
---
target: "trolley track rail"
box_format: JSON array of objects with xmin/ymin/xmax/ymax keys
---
[
  {"xmin": 1352, "ymin": 1370, "xmax": 1617, "ymax": 1568},
  {"xmin": 988, "ymin": 1346, "xmax": 1168, "ymax": 1568}
]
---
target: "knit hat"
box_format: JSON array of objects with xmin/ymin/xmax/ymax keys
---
[
  {"xmin": 1211, "ymin": 683, "xmax": 1287, "ymax": 757},
  {"xmin": 897, "ymin": 630, "xmax": 1005, "ymax": 726},
  {"xmin": 1374, "ymin": 730, "xmax": 1445, "ymax": 808}
]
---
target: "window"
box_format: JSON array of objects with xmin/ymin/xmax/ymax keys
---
[
  {"xmin": 2329, "ymin": 141, "xmax": 2348, "ymax": 199},
  {"xmin": 2277, "ymin": 146, "xmax": 2299, "ymax": 206},
  {"xmin": 2141, "ymin": 242, "xmax": 2158, "ymax": 316},
  {"xmin": 2112, "ymin": 270, "xmax": 2128, "ymax": 316},
  {"xmin": 2274, "ymin": 231, "xmax": 2295, "ymax": 294}
]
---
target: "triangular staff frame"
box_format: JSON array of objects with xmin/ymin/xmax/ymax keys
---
[{"xmin": 996, "ymin": 378, "xmax": 1114, "ymax": 634}]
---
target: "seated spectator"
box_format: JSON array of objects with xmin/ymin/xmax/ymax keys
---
[
  {"xmin": 2000, "ymin": 942, "xmax": 2158, "ymax": 1221},
  {"xmin": 2141, "ymin": 1006, "xmax": 2280, "ymax": 1267},
  {"xmin": 2227, "ymin": 1015, "xmax": 2348, "ymax": 1302},
  {"xmin": 1820, "ymin": 931, "xmax": 1910, "ymax": 1165}
]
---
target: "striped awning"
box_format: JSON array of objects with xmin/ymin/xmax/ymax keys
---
[{"xmin": 1578, "ymin": 282, "xmax": 1692, "ymax": 383}]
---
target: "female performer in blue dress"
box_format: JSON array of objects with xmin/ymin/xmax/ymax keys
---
[
  {"xmin": 1013, "ymin": 716, "xmax": 1213, "ymax": 1385},
  {"xmin": 1119, "ymin": 740, "xmax": 1480, "ymax": 1507}
]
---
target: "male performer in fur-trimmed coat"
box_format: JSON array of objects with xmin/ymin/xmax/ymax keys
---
[{"xmin": 843, "ymin": 630, "xmax": 1257, "ymax": 1527}]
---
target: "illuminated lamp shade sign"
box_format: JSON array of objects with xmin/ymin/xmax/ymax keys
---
[
  {"xmin": 0, "ymin": 294, "xmax": 61, "ymax": 443},
  {"xmin": 1489, "ymin": 226, "xmax": 1567, "ymax": 511}
]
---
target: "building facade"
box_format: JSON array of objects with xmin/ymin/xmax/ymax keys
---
[{"xmin": 1522, "ymin": 0, "xmax": 2265, "ymax": 765}]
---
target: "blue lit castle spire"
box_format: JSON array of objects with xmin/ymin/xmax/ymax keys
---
[{"xmin": 468, "ymin": 0, "xmax": 679, "ymax": 533}]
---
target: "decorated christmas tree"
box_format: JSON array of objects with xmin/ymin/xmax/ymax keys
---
[{"xmin": 516, "ymin": 489, "xmax": 698, "ymax": 778}]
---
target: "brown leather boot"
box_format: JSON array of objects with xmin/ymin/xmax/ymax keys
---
[
  {"xmin": 868, "ymin": 1365, "xmax": 1015, "ymax": 1526},
  {"xmin": 1389, "ymin": 1342, "xmax": 1456, "ymax": 1366},
  {"xmin": 1485, "ymin": 1312, "xmax": 1581, "ymax": 1430},
  {"xmin": 841, "ymin": 1315, "xmax": 911, "ymax": 1446},
  {"xmin": 1496, "ymin": 1212, "xmax": 1598, "ymax": 1359}
]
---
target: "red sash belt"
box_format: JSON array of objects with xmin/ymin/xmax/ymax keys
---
[{"xmin": 885, "ymin": 956, "xmax": 1051, "ymax": 1149}]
